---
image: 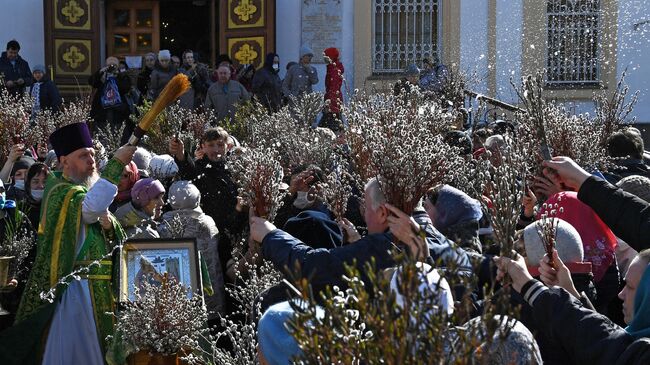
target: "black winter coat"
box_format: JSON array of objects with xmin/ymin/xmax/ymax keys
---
[
  {"xmin": 527, "ymin": 283, "xmax": 650, "ymax": 365},
  {"xmin": 88, "ymin": 68, "xmax": 131, "ymax": 132},
  {"xmin": 29, "ymin": 78, "xmax": 62, "ymax": 112},
  {"xmin": 252, "ymin": 67, "xmax": 282, "ymax": 112},
  {"xmin": 578, "ymin": 176, "xmax": 650, "ymax": 252},
  {"xmin": 174, "ymin": 155, "xmax": 239, "ymax": 232},
  {"xmin": 0, "ymin": 52, "xmax": 32, "ymax": 97}
]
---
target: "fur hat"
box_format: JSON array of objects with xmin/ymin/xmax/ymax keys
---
[
  {"xmin": 523, "ymin": 218, "xmax": 584, "ymax": 266},
  {"xmin": 617, "ymin": 175, "xmax": 650, "ymax": 203}
]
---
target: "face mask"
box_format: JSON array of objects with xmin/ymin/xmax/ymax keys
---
[
  {"xmin": 272, "ymin": 64, "xmax": 279, "ymax": 71},
  {"xmin": 293, "ymin": 191, "xmax": 313, "ymax": 209},
  {"xmin": 13, "ymin": 179, "xmax": 25, "ymax": 191},
  {"xmin": 31, "ymin": 189, "xmax": 44, "ymax": 202}
]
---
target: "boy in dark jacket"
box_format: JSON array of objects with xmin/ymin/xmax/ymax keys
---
[
  {"xmin": 0, "ymin": 40, "xmax": 32, "ymax": 98},
  {"xmin": 168, "ymin": 127, "xmax": 245, "ymax": 273},
  {"xmin": 29, "ymin": 65, "xmax": 62, "ymax": 113}
]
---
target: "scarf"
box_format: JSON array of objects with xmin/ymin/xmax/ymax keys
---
[
  {"xmin": 116, "ymin": 161, "xmax": 140, "ymax": 202},
  {"xmin": 538, "ymin": 192, "xmax": 617, "ymax": 282},
  {"xmin": 626, "ymin": 264, "xmax": 650, "ymax": 339}
]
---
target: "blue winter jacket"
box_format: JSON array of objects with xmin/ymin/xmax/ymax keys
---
[{"xmin": 261, "ymin": 210, "xmax": 473, "ymax": 292}]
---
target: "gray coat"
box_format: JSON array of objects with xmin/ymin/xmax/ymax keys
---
[
  {"xmin": 147, "ymin": 65, "xmax": 178, "ymax": 100},
  {"xmin": 159, "ymin": 208, "xmax": 225, "ymax": 318},
  {"xmin": 204, "ymin": 80, "xmax": 250, "ymax": 122},
  {"xmin": 282, "ymin": 63, "xmax": 319, "ymax": 98}
]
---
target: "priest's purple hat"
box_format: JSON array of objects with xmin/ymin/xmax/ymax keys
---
[{"xmin": 49, "ymin": 122, "xmax": 94, "ymax": 157}]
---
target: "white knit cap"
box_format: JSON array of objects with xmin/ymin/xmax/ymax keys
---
[
  {"xmin": 158, "ymin": 49, "xmax": 171, "ymax": 61},
  {"xmin": 149, "ymin": 154, "xmax": 178, "ymax": 179},
  {"xmin": 523, "ymin": 218, "xmax": 584, "ymax": 266}
]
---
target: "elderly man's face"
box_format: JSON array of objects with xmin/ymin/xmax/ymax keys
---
[
  {"xmin": 61, "ymin": 147, "xmax": 97, "ymax": 186},
  {"xmin": 217, "ymin": 67, "xmax": 231, "ymax": 84},
  {"xmin": 363, "ymin": 187, "xmax": 388, "ymax": 234}
]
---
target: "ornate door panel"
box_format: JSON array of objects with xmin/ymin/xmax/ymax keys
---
[
  {"xmin": 44, "ymin": 0, "xmax": 102, "ymax": 98},
  {"xmin": 219, "ymin": 0, "xmax": 276, "ymax": 69}
]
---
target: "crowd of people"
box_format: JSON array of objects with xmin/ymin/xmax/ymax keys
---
[{"xmin": 0, "ymin": 36, "xmax": 650, "ymax": 364}]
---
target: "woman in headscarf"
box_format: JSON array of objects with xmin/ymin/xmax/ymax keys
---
[
  {"xmin": 423, "ymin": 184, "xmax": 483, "ymax": 254},
  {"xmin": 252, "ymin": 52, "xmax": 282, "ymax": 113},
  {"xmin": 22, "ymin": 162, "xmax": 48, "ymax": 227},
  {"xmin": 114, "ymin": 178, "xmax": 165, "ymax": 239},
  {"xmin": 110, "ymin": 161, "xmax": 140, "ymax": 212},
  {"xmin": 495, "ymin": 249, "xmax": 650, "ymax": 364},
  {"xmin": 538, "ymin": 191, "xmax": 619, "ymax": 315}
]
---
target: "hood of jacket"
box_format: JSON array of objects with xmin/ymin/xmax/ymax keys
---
[{"xmin": 114, "ymin": 201, "xmax": 154, "ymax": 228}]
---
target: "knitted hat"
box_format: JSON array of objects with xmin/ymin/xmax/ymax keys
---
[
  {"xmin": 617, "ymin": 175, "xmax": 650, "ymax": 203},
  {"xmin": 168, "ymin": 180, "xmax": 201, "ymax": 210},
  {"xmin": 283, "ymin": 210, "xmax": 343, "ymax": 249},
  {"xmin": 158, "ymin": 49, "xmax": 171, "ymax": 61},
  {"xmin": 523, "ymin": 218, "xmax": 584, "ymax": 266},
  {"xmin": 32, "ymin": 64, "xmax": 46, "ymax": 73},
  {"xmin": 300, "ymin": 45, "xmax": 314, "ymax": 58},
  {"xmin": 324, "ymin": 47, "xmax": 340, "ymax": 61},
  {"xmin": 131, "ymin": 178, "xmax": 165, "ymax": 207},
  {"xmin": 49, "ymin": 122, "xmax": 93, "ymax": 157},
  {"xmin": 149, "ymin": 154, "xmax": 178, "ymax": 179},
  {"xmin": 11, "ymin": 156, "xmax": 35, "ymax": 177},
  {"xmin": 132, "ymin": 147, "xmax": 153, "ymax": 172},
  {"xmin": 404, "ymin": 64, "xmax": 420, "ymax": 76}
]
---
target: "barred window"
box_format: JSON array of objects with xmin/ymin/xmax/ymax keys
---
[
  {"xmin": 373, "ymin": 0, "xmax": 440, "ymax": 74},
  {"xmin": 546, "ymin": 0, "xmax": 601, "ymax": 85}
]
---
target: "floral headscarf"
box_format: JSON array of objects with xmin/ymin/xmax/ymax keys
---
[{"xmin": 538, "ymin": 191, "xmax": 617, "ymax": 282}]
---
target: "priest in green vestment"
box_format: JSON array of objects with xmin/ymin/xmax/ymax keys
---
[{"xmin": 0, "ymin": 122, "xmax": 136, "ymax": 364}]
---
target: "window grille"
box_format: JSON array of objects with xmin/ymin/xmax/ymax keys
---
[
  {"xmin": 546, "ymin": 0, "xmax": 601, "ymax": 85},
  {"xmin": 373, "ymin": 0, "xmax": 440, "ymax": 74}
]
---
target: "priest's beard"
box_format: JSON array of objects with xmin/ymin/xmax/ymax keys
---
[{"xmin": 69, "ymin": 168, "xmax": 100, "ymax": 188}]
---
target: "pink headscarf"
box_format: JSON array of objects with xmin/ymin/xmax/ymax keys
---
[
  {"xmin": 116, "ymin": 161, "xmax": 140, "ymax": 202},
  {"xmin": 538, "ymin": 191, "xmax": 617, "ymax": 282}
]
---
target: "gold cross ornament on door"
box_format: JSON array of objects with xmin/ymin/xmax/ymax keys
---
[
  {"xmin": 61, "ymin": 0, "xmax": 85, "ymax": 24},
  {"xmin": 234, "ymin": 0, "xmax": 258, "ymax": 22},
  {"xmin": 62, "ymin": 46, "xmax": 87, "ymax": 69}
]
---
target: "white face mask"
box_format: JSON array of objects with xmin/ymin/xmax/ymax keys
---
[
  {"xmin": 272, "ymin": 64, "xmax": 279, "ymax": 71},
  {"xmin": 13, "ymin": 179, "xmax": 25, "ymax": 191},
  {"xmin": 293, "ymin": 191, "xmax": 313, "ymax": 209},
  {"xmin": 31, "ymin": 189, "xmax": 44, "ymax": 202}
]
